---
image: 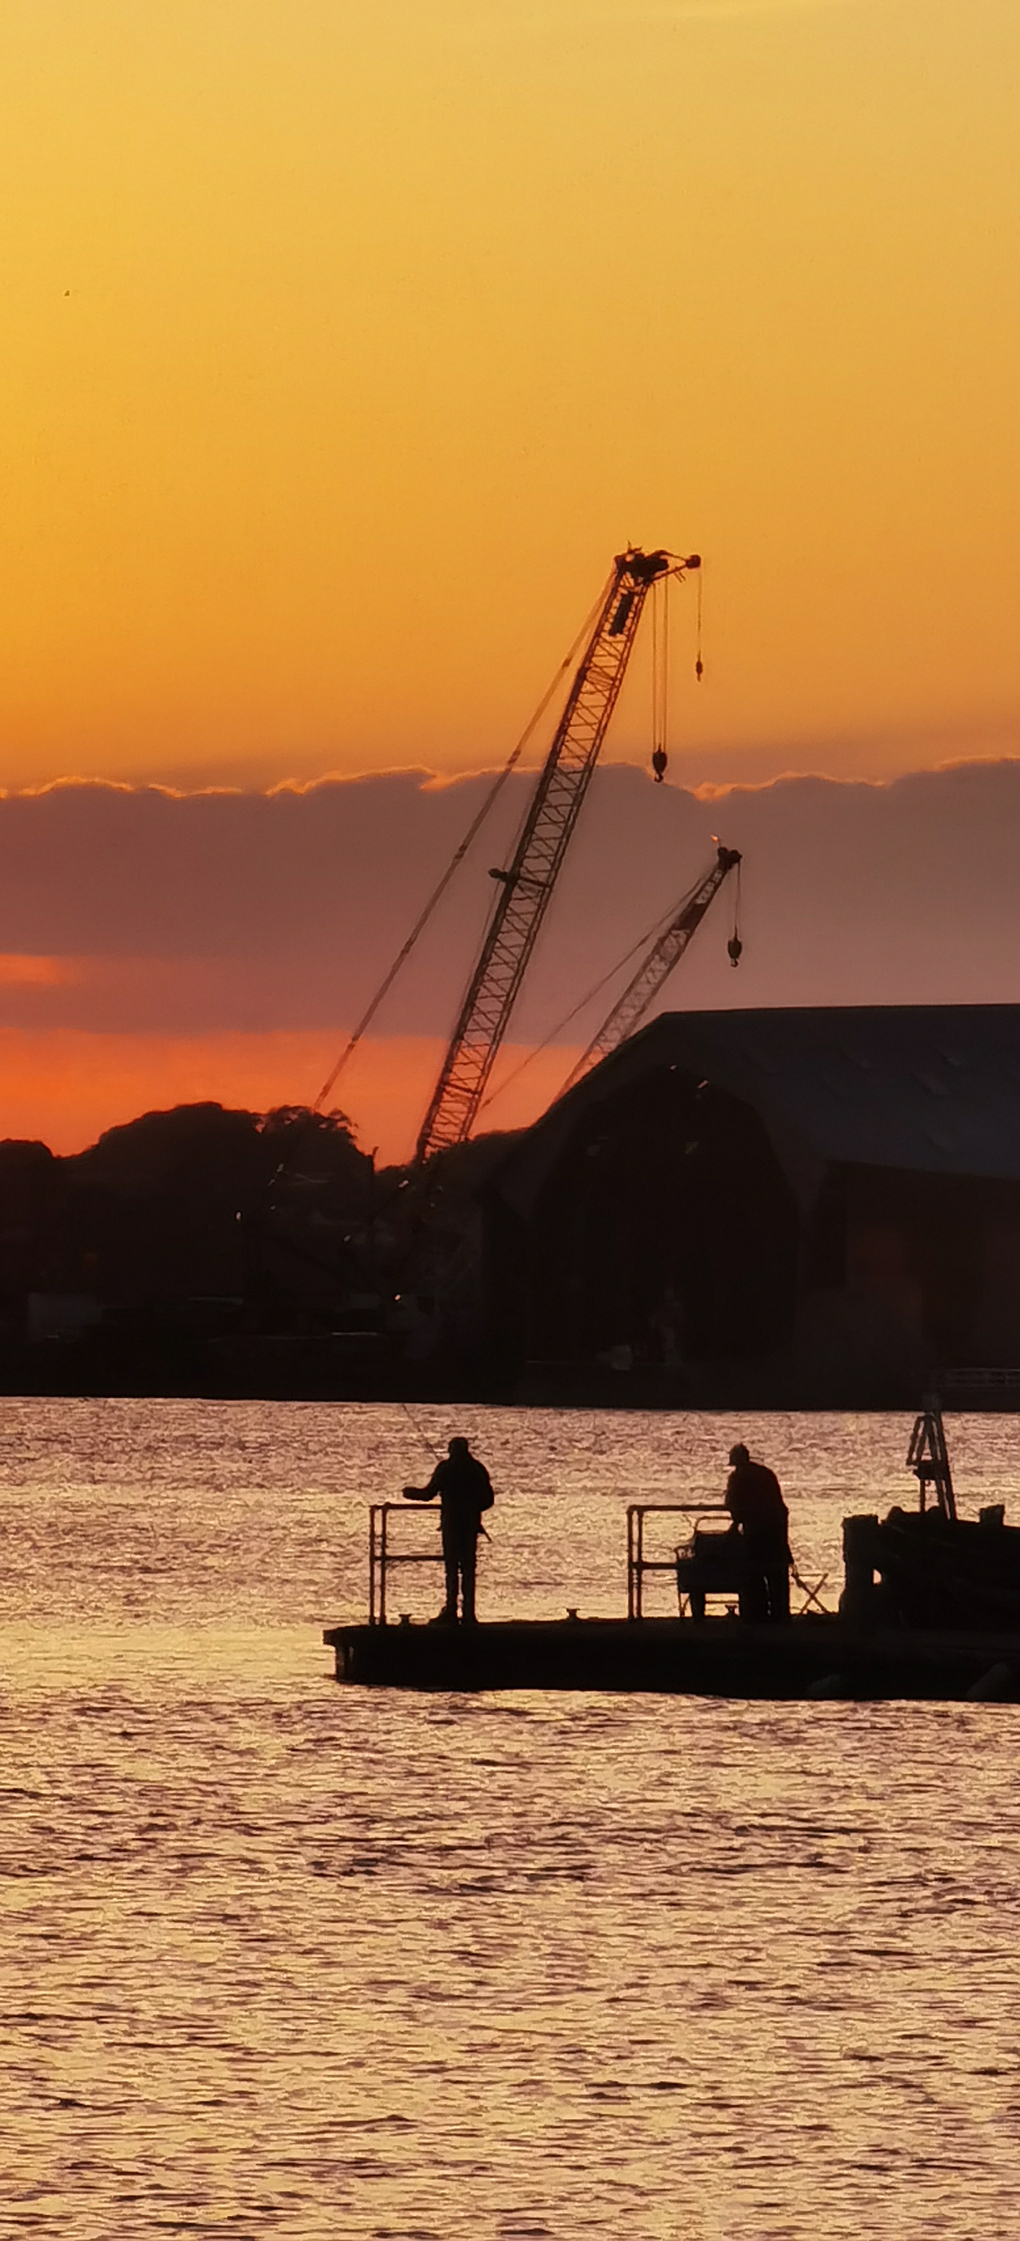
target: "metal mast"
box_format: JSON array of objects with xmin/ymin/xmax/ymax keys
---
[
  {"xmin": 559, "ymin": 843, "xmax": 741, "ymax": 1096},
  {"xmin": 907, "ymin": 1399, "xmax": 957, "ymax": 1521},
  {"xmin": 416, "ymin": 547, "xmax": 699, "ymax": 1161}
]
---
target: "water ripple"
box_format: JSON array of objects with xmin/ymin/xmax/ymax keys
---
[{"xmin": 2, "ymin": 1398, "xmax": 1020, "ymax": 2236}]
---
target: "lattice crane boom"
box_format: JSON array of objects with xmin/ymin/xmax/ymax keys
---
[
  {"xmin": 559, "ymin": 843, "xmax": 741, "ymax": 1096},
  {"xmin": 416, "ymin": 546, "xmax": 699, "ymax": 1162}
]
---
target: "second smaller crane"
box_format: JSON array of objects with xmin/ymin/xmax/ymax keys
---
[{"xmin": 559, "ymin": 843, "xmax": 741, "ymax": 1096}]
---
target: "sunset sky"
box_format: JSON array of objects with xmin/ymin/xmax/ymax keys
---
[{"xmin": 1, "ymin": 0, "xmax": 1019, "ymax": 1156}]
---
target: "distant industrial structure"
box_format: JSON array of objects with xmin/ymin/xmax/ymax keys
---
[
  {"xmin": 317, "ymin": 547, "xmax": 733, "ymax": 1162},
  {"xmin": 5, "ymin": 1008, "xmax": 1020, "ymax": 1408},
  {"xmin": 8, "ymin": 538, "xmax": 1017, "ymax": 1406},
  {"xmin": 482, "ymin": 1004, "xmax": 1020, "ymax": 1407}
]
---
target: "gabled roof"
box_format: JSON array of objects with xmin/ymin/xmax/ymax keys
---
[{"xmin": 492, "ymin": 1005, "xmax": 1020, "ymax": 1214}]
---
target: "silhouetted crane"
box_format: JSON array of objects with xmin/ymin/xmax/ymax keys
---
[
  {"xmin": 416, "ymin": 546, "xmax": 700, "ymax": 1161},
  {"xmin": 559, "ymin": 843, "xmax": 741, "ymax": 1095}
]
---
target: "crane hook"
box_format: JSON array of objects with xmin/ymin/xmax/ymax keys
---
[
  {"xmin": 727, "ymin": 934, "xmax": 742, "ymax": 968},
  {"xmin": 652, "ymin": 747, "xmax": 668, "ymax": 784}
]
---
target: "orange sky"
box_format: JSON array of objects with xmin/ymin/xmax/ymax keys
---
[
  {"xmin": 1, "ymin": 1, "xmax": 1019, "ymax": 1156},
  {"xmin": 0, "ymin": 1028, "xmax": 587, "ymax": 1163},
  {"xmin": 0, "ymin": 0, "xmax": 1017, "ymax": 795}
]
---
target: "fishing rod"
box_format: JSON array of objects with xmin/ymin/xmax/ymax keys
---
[{"xmin": 398, "ymin": 1395, "xmax": 444, "ymax": 1463}]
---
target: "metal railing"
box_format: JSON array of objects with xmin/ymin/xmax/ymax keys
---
[
  {"xmin": 369, "ymin": 1502, "xmax": 445, "ymax": 1626},
  {"xmin": 626, "ymin": 1502, "xmax": 730, "ymax": 1620}
]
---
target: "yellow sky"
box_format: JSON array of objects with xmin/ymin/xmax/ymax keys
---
[{"xmin": 0, "ymin": 0, "xmax": 1017, "ymax": 790}]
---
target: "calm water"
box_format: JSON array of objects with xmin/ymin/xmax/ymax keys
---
[{"xmin": 3, "ymin": 1398, "xmax": 1020, "ymax": 2239}]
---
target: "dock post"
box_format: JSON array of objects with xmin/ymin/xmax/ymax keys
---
[
  {"xmin": 626, "ymin": 1505, "xmax": 645, "ymax": 1620},
  {"xmin": 841, "ymin": 1514, "xmax": 879, "ymax": 1626}
]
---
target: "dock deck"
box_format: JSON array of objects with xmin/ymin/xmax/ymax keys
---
[{"xmin": 322, "ymin": 1614, "xmax": 1020, "ymax": 1702}]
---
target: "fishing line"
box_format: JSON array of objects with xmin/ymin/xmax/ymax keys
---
[{"xmin": 398, "ymin": 1394, "xmax": 444, "ymax": 1462}]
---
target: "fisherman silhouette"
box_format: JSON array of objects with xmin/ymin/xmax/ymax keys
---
[
  {"xmin": 725, "ymin": 1442, "xmax": 792, "ymax": 1623},
  {"xmin": 403, "ymin": 1436, "xmax": 495, "ymax": 1625}
]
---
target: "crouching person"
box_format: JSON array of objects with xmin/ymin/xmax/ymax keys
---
[{"xmin": 725, "ymin": 1442, "xmax": 792, "ymax": 1623}]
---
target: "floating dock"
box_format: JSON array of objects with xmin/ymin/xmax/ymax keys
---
[
  {"xmin": 327, "ymin": 1410, "xmax": 1020, "ymax": 1703},
  {"xmin": 322, "ymin": 1614, "xmax": 1020, "ymax": 1702}
]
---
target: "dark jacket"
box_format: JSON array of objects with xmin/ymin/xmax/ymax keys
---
[
  {"xmin": 726, "ymin": 1460, "xmax": 790, "ymax": 1554},
  {"xmin": 405, "ymin": 1453, "xmax": 494, "ymax": 1539}
]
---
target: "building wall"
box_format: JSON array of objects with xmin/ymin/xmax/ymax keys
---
[
  {"xmin": 797, "ymin": 1166, "xmax": 1020, "ymax": 1398},
  {"xmin": 490, "ymin": 1065, "xmax": 799, "ymax": 1372},
  {"xmin": 487, "ymin": 1070, "xmax": 1020, "ymax": 1403}
]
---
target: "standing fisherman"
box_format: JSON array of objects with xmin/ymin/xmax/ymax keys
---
[{"xmin": 403, "ymin": 1436, "xmax": 495, "ymax": 1625}]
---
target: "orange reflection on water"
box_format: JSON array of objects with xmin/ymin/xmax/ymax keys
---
[{"xmin": 3, "ymin": 1399, "xmax": 1020, "ymax": 2236}]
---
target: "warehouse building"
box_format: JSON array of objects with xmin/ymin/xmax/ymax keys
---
[{"xmin": 485, "ymin": 1006, "xmax": 1020, "ymax": 1405}]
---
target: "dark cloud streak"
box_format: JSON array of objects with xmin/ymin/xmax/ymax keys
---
[{"xmin": 1, "ymin": 761, "xmax": 1018, "ymax": 1039}]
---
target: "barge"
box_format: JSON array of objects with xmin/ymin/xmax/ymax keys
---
[
  {"xmin": 323, "ymin": 1612, "xmax": 1020, "ymax": 1700},
  {"xmin": 323, "ymin": 1404, "xmax": 1020, "ymax": 1703}
]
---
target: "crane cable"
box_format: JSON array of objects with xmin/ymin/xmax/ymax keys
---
[
  {"xmin": 651, "ymin": 573, "xmax": 669, "ymax": 774},
  {"xmin": 652, "ymin": 556, "xmax": 701, "ymax": 778},
  {"xmin": 726, "ymin": 852, "xmax": 743, "ymax": 966},
  {"xmin": 313, "ymin": 571, "xmax": 615, "ymax": 1113}
]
